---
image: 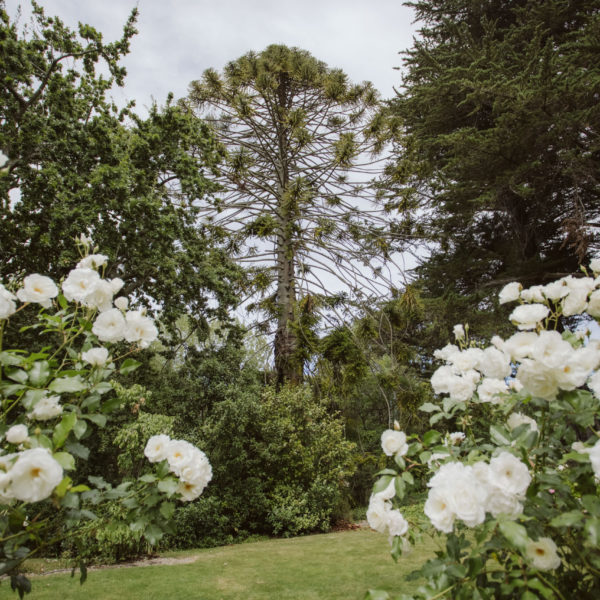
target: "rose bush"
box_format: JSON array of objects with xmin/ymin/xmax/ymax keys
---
[
  {"xmin": 0, "ymin": 237, "xmax": 211, "ymax": 597},
  {"xmin": 366, "ymin": 263, "xmax": 600, "ymax": 599}
]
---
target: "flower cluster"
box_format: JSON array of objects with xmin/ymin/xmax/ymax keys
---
[
  {"xmin": 367, "ymin": 482, "xmax": 409, "ymax": 540},
  {"xmin": 0, "ymin": 241, "xmax": 158, "ymax": 349},
  {"xmin": 424, "ymin": 452, "xmax": 531, "ymax": 533},
  {"xmin": 144, "ymin": 435, "xmax": 212, "ymax": 501}
]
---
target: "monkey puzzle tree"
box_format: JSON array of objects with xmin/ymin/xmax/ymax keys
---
[{"xmin": 186, "ymin": 45, "xmax": 404, "ymax": 385}]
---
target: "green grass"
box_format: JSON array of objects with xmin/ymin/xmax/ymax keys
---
[{"xmin": 6, "ymin": 529, "xmax": 441, "ymax": 600}]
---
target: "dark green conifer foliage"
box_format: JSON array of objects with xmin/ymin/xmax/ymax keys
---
[{"xmin": 385, "ymin": 0, "xmax": 600, "ymax": 308}]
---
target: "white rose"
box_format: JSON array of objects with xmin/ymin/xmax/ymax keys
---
[
  {"xmin": 503, "ymin": 331, "xmax": 538, "ymax": 361},
  {"xmin": 449, "ymin": 348, "xmax": 484, "ymax": 373},
  {"xmin": 178, "ymin": 448, "xmax": 212, "ymax": 487},
  {"xmin": 110, "ymin": 278, "xmax": 125, "ymax": 294},
  {"xmin": 92, "ymin": 308, "xmax": 126, "ymax": 343},
  {"xmin": 562, "ymin": 289, "xmax": 589, "ymax": 316},
  {"xmin": 447, "ymin": 374, "xmax": 477, "ymax": 402},
  {"xmin": 16, "ymin": 274, "xmax": 58, "ymax": 308},
  {"xmin": 5, "ymin": 424, "xmax": 29, "ymax": 444},
  {"xmin": 516, "ymin": 360, "xmax": 559, "ymax": 400},
  {"xmin": 586, "ymin": 290, "xmax": 600, "ymax": 318},
  {"xmin": 509, "ymin": 304, "xmax": 550, "ymax": 330},
  {"xmin": 588, "ymin": 371, "xmax": 600, "ymax": 398},
  {"xmin": 114, "ymin": 296, "xmax": 129, "ymax": 311},
  {"xmin": 488, "ymin": 451, "xmax": 531, "ymax": 497},
  {"xmin": 520, "ymin": 285, "xmax": 545, "ymax": 303},
  {"xmin": 525, "ymin": 537, "xmax": 561, "ymax": 571},
  {"xmin": 477, "ymin": 346, "xmax": 511, "ymax": 379},
  {"xmin": 424, "ymin": 486, "xmax": 455, "ymax": 533},
  {"xmin": 507, "ymin": 412, "xmax": 538, "ymax": 432},
  {"xmin": 486, "ymin": 488, "xmax": 523, "ymax": 518},
  {"xmin": 586, "ymin": 441, "xmax": 600, "ymax": 479},
  {"xmin": 431, "ymin": 365, "xmax": 455, "ymax": 394},
  {"xmin": 76, "ymin": 254, "xmax": 108, "ymax": 270},
  {"xmin": 381, "ymin": 429, "xmax": 408, "ymax": 457},
  {"xmin": 555, "ymin": 349, "xmax": 596, "ymax": 391},
  {"xmin": 62, "ymin": 268, "xmax": 100, "ymax": 303},
  {"xmin": 78, "ymin": 233, "xmax": 93, "ymax": 246},
  {"xmin": 166, "ymin": 439, "xmax": 197, "ymax": 476},
  {"xmin": 387, "ymin": 509, "xmax": 409, "ymax": 537},
  {"xmin": 590, "ymin": 257, "xmax": 600, "ymax": 275},
  {"xmin": 176, "ymin": 479, "xmax": 208, "ymax": 502},
  {"xmin": 81, "ymin": 347, "xmax": 110, "ymax": 367},
  {"xmin": 477, "ymin": 377, "xmax": 508, "ymax": 404},
  {"xmin": 82, "ymin": 279, "xmax": 114, "ymax": 312},
  {"xmin": 543, "ymin": 279, "xmax": 570, "ymax": 301},
  {"xmin": 0, "ymin": 284, "xmax": 17, "ymax": 319},
  {"xmin": 427, "ymin": 451, "xmax": 450, "ymax": 468},
  {"xmin": 144, "ymin": 434, "xmax": 171, "ymax": 463},
  {"xmin": 453, "ymin": 324, "xmax": 465, "ymax": 341},
  {"xmin": 367, "ymin": 495, "xmax": 390, "ymax": 534},
  {"xmin": 530, "ymin": 330, "xmax": 574, "ymax": 369},
  {"xmin": 498, "ymin": 282, "xmax": 521, "ymax": 304},
  {"xmin": 124, "ymin": 310, "xmax": 158, "ymax": 348},
  {"xmin": 433, "ymin": 343, "xmax": 459, "ymax": 361},
  {"xmin": 8, "ymin": 448, "xmax": 63, "ymax": 502},
  {"xmin": 27, "ymin": 395, "xmax": 63, "ymax": 421},
  {"xmin": 448, "ymin": 432, "xmax": 465, "ymax": 445}
]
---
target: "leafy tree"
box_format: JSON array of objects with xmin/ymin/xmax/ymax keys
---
[
  {"xmin": 384, "ymin": 0, "xmax": 600, "ymax": 317},
  {"xmin": 0, "ymin": 2, "xmax": 242, "ymax": 331},
  {"xmin": 185, "ymin": 45, "xmax": 405, "ymax": 384}
]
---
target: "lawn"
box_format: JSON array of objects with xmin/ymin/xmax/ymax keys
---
[{"xmin": 6, "ymin": 528, "xmax": 440, "ymax": 600}]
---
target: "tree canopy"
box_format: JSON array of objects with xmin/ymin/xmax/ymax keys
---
[
  {"xmin": 0, "ymin": 1, "xmax": 242, "ymax": 331},
  {"xmin": 384, "ymin": 0, "xmax": 600, "ymax": 310},
  {"xmin": 185, "ymin": 44, "xmax": 406, "ymax": 383}
]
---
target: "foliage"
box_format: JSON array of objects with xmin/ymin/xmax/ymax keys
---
[
  {"xmin": 0, "ymin": 1, "xmax": 242, "ymax": 333},
  {"xmin": 185, "ymin": 44, "xmax": 405, "ymax": 383},
  {"xmin": 191, "ymin": 384, "xmax": 356, "ymax": 544},
  {"xmin": 0, "ymin": 242, "xmax": 212, "ymax": 597},
  {"xmin": 384, "ymin": 0, "xmax": 600, "ymax": 326},
  {"xmin": 366, "ymin": 266, "xmax": 600, "ymax": 599}
]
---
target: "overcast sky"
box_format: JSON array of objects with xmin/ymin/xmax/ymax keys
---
[{"xmin": 5, "ymin": 0, "xmax": 418, "ymax": 114}]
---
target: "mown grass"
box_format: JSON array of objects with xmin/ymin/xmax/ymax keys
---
[{"xmin": 5, "ymin": 528, "xmax": 441, "ymax": 600}]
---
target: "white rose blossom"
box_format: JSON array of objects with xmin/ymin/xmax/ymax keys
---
[
  {"xmin": 124, "ymin": 310, "xmax": 158, "ymax": 348},
  {"xmin": 433, "ymin": 343, "xmax": 459, "ymax": 361},
  {"xmin": 82, "ymin": 279, "xmax": 114, "ymax": 312},
  {"xmin": 8, "ymin": 448, "xmax": 63, "ymax": 502},
  {"xmin": 5, "ymin": 424, "xmax": 29, "ymax": 445},
  {"xmin": 76, "ymin": 254, "xmax": 108, "ymax": 270},
  {"xmin": 448, "ymin": 432, "xmax": 465, "ymax": 445},
  {"xmin": 488, "ymin": 452, "xmax": 531, "ymax": 497},
  {"xmin": 525, "ymin": 537, "xmax": 561, "ymax": 571},
  {"xmin": 62, "ymin": 268, "xmax": 100, "ymax": 303},
  {"xmin": 477, "ymin": 377, "xmax": 509, "ymax": 404},
  {"xmin": 81, "ymin": 347, "xmax": 110, "ymax": 367},
  {"xmin": 507, "ymin": 412, "xmax": 538, "ymax": 432},
  {"xmin": 92, "ymin": 308, "xmax": 126, "ymax": 343},
  {"xmin": 27, "ymin": 395, "xmax": 63, "ymax": 421},
  {"xmin": 144, "ymin": 434, "xmax": 172, "ymax": 463},
  {"xmin": 16, "ymin": 274, "xmax": 58, "ymax": 308},
  {"xmin": 520, "ymin": 285, "xmax": 545, "ymax": 303},
  {"xmin": 453, "ymin": 324, "xmax": 465, "ymax": 340},
  {"xmin": 114, "ymin": 296, "xmax": 129, "ymax": 311},
  {"xmin": 590, "ymin": 257, "xmax": 600, "ymax": 274},
  {"xmin": 381, "ymin": 429, "xmax": 408, "ymax": 457},
  {"xmin": 509, "ymin": 304, "xmax": 550, "ymax": 331},
  {"xmin": 367, "ymin": 495, "xmax": 390, "ymax": 534},
  {"xmin": 0, "ymin": 284, "xmax": 17, "ymax": 319},
  {"xmin": 477, "ymin": 346, "xmax": 511, "ymax": 379},
  {"xmin": 516, "ymin": 360, "xmax": 559, "ymax": 400},
  {"xmin": 498, "ymin": 282, "xmax": 521, "ymax": 304},
  {"xmin": 387, "ymin": 509, "xmax": 409, "ymax": 537}
]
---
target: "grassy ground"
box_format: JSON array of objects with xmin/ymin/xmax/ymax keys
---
[{"xmin": 5, "ymin": 528, "xmax": 441, "ymax": 600}]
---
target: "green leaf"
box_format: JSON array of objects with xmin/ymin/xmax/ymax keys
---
[
  {"xmin": 401, "ymin": 471, "xmax": 414, "ymax": 485},
  {"xmin": 28, "ymin": 361, "xmax": 51, "ymax": 386},
  {"xmin": 0, "ymin": 351, "xmax": 23, "ymax": 367},
  {"xmin": 582, "ymin": 495, "xmax": 600, "ymax": 517},
  {"xmin": 140, "ymin": 473, "xmax": 158, "ymax": 483},
  {"xmin": 120, "ymin": 358, "xmax": 142, "ymax": 375},
  {"xmin": 157, "ymin": 478, "xmax": 179, "ymax": 497},
  {"xmin": 423, "ymin": 430, "xmax": 441, "ymax": 445},
  {"xmin": 65, "ymin": 441, "xmax": 90, "ymax": 460},
  {"xmin": 549, "ymin": 510, "xmax": 584, "ymax": 528},
  {"xmin": 52, "ymin": 412, "xmax": 77, "ymax": 449},
  {"xmin": 394, "ymin": 476, "xmax": 406, "ymax": 500},
  {"xmin": 54, "ymin": 476, "xmax": 73, "ymax": 498},
  {"xmin": 49, "ymin": 376, "xmax": 87, "ymax": 393},
  {"xmin": 490, "ymin": 424, "xmax": 511, "ymax": 446},
  {"xmin": 91, "ymin": 381, "xmax": 113, "ymax": 395},
  {"xmin": 53, "ymin": 452, "xmax": 75, "ymax": 471},
  {"xmin": 7, "ymin": 369, "xmax": 28, "ymax": 384},
  {"xmin": 419, "ymin": 402, "xmax": 440, "ymax": 413},
  {"xmin": 84, "ymin": 413, "xmax": 107, "ymax": 427},
  {"xmin": 144, "ymin": 524, "xmax": 164, "ymax": 545},
  {"xmin": 499, "ymin": 520, "xmax": 530, "ymax": 548},
  {"xmin": 72, "ymin": 419, "xmax": 88, "ymax": 439},
  {"xmin": 21, "ymin": 389, "xmax": 47, "ymax": 410},
  {"xmin": 70, "ymin": 484, "xmax": 91, "ymax": 493},
  {"xmin": 394, "ymin": 454, "xmax": 406, "ymax": 469},
  {"xmin": 159, "ymin": 501, "xmax": 175, "ymax": 520}
]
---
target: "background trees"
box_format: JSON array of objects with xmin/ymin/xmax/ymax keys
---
[
  {"xmin": 384, "ymin": 0, "xmax": 600, "ymax": 324},
  {"xmin": 185, "ymin": 45, "xmax": 405, "ymax": 384},
  {"xmin": 0, "ymin": 2, "xmax": 242, "ymax": 332}
]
